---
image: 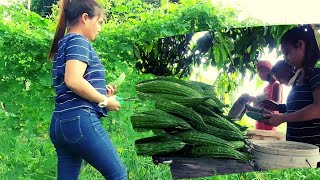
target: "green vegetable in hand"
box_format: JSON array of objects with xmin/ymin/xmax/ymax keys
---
[
  {"xmin": 111, "ymin": 73, "xmax": 126, "ymax": 87},
  {"xmin": 246, "ymin": 111, "xmax": 269, "ymax": 122}
]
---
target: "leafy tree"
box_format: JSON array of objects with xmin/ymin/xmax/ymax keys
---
[
  {"xmin": 132, "ymin": 12, "xmax": 293, "ymax": 78},
  {"xmin": 143, "ymin": 0, "xmax": 180, "ymax": 8},
  {"xmin": 0, "ymin": 1, "xmax": 302, "ymax": 179}
]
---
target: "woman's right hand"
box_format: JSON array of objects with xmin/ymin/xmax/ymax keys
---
[
  {"xmin": 262, "ymin": 113, "xmax": 284, "ymax": 127},
  {"xmin": 259, "ymin": 100, "xmax": 279, "ymax": 111},
  {"xmin": 106, "ymin": 96, "xmax": 121, "ymax": 111}
]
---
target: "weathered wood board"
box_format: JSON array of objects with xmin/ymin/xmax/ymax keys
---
[{"xmin": 153, "ymin": 156, "xmax": 255, "ymax": 179}]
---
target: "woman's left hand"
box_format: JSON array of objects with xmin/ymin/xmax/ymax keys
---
[
  {"xmin": 262, "ymin": 113, "xmax": 284, "ymax": 127},
  {"xmin": 106, "ymin": 84, "xmax": 117, "ymax": 96}
]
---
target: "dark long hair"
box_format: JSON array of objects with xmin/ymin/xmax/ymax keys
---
[
  {"xmin": 280, "ymin": 25, "xmax": 320, "ymax": 70},
  {"xmin": 48, "ymin": 0, "xmax": 103, "ymax": 59}
]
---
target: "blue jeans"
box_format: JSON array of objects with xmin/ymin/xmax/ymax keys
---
[{"xmin": 50, "ymin": 107, "xmax": 128, "ymax": 180}]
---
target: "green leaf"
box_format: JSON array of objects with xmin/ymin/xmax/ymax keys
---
[
  {"xmin": 111, "ymin": 73, "xmax": 126, "ymax": 87},
  {"xmin": 213, "ymin": 45, "xmax": 221, "ymax": 68}
]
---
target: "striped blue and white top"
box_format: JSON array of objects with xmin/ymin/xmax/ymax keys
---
[
  {"xmin": 286, "ymin": 68, "xmax": 320, "ymax": 147},
  {"xmin": 53, "ymin": 33, "xmax": 107, "ymax": 116}
]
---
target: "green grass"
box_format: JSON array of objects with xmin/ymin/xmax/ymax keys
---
[{"xmin": 187, "ymin": 168, "xmax": 320, "ymax": 180}]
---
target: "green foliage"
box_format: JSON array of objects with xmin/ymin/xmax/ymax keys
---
[
  {"xmin": 95, "ymin": 0, "xmax": 250, "ymax": 67},
  {"xmin": 0, "ymin": 3, "xmax": 168, "ymax": 179},
  {"xmin": 189, "ymin": 168, "xmax": 320, "ymax": 180},
  {"xmin": 0, "ymin": 1, "xmax": 318, "ymax": 180},
  {"xmin": 133, "ymin": 24, "xmax": 295, "ymax": 78}
]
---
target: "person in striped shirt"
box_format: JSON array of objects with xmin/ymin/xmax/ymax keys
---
[
  {"xmin": 263, "ymin": 25, "xmax": 320, "ymax": 149},
  {"xmin": 48, "ymin": 0, "xmax": 127, "ymax": 179}
]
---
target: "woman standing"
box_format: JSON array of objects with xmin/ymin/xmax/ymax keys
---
[
  {"xmin": 48, "ymin": 0, "xmax": 127, "ymax": 179},
  {"xmin": 255, "ymin": 60, "xmax": 283, "ymax": 131},
  {"xmin": 264, "ymin": 25, "xmax": 320, "ymax": 148}
]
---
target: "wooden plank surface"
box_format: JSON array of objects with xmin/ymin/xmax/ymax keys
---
[{"xmin": 153, "ymin": 156, "xmax": 255, "ymax": 179}]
